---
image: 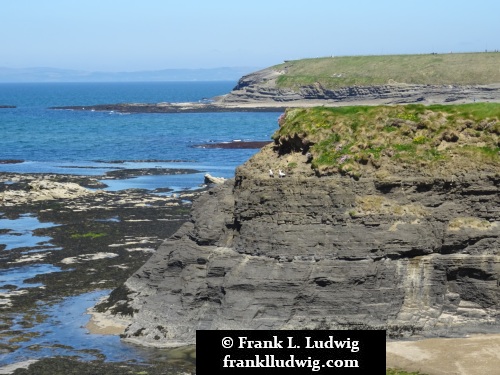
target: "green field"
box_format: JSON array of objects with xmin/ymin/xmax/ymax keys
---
[
  {"xmin": 272, "ymin": 52, "xmax": 500, "ymax": 90},
  {"xmin": 273, "ymin": 103, "xmax": 500, "ymax": 178}
]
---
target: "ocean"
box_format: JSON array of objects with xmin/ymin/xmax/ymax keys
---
[
  {"xmin": 0, "ymin": 82, "xmax": 280, "ymax": 190},
  {"xmin": 0, "ymin": 82, "xmax": 281, "ymax": 369}
]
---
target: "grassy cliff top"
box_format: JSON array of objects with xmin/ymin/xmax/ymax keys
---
[
  {"xmin": 272, "ymin": 103, "xmax": 500, "ymax": 178},
  {"xmin": 272, "ymin": 53, "xmax": 500, "ymax": 90}
]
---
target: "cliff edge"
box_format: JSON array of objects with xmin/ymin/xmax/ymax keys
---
[{"xmin": 103, "ymin": 103, "xmax": 500, "ymax": 347}]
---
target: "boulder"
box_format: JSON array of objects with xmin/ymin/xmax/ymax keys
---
[{"xmin": 203, "ymin": 173, "xmax": 226, "ymax": 185}]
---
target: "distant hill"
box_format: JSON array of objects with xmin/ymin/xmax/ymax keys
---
[
  {"xmin": 220, "ymin": 52, "xmax": 500, "ymax": 105},
  {"xmin": 0, "ymin": 66, "xmax": 260, "ymax": 83},
  {"xmin": 272, "ymin": 52, "xmax": 500, "ymax": 89}
]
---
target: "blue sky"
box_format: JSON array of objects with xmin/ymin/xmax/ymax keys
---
[{"xmin": 2, "ymin": 0, "xmax": 499, "ymax": 71}]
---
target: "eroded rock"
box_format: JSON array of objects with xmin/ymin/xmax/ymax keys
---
[{"xmin": 111, "ymin": 159, "xmax": 500, "ymax": 347}]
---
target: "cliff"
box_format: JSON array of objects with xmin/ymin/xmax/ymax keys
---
[
  {"xmin": 103, "ymin": 104, "xmax": 500, "ymax": 347},
  {"xmin": 220, "ymin": 53, "xmax": 500, "ymax": 106},
  {"xmin": 220, "ymin": 68, "xmax": 500, "ymax": 106}
]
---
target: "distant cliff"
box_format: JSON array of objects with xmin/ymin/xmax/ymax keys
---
[
  {"xmin": 100, "ymin": 103, "xmax": 500, "ymax": 347},
  {"xmin": 220, "ymin": 69, "xmax": 500, "ymax": 106},
  {"xmin": 219, "ymin": 53, "xmax": 500, "ymax": 106}
]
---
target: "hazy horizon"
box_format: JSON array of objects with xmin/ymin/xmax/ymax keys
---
[
  {"xmin": 0, "ymin": 66, "xmax": 260, "ymax": 83},
  {"xmin": 2, "ymin": 0, "xmax": 499, "ymax": 74}
]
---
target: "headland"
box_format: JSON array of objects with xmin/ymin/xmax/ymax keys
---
[
  {"xmin": 50, "ymin": 52, "xmax": 500, "ymax": 113},
  {"xmin": 92, "ymin": 102, "xmax": 500, "ymax": 349}
]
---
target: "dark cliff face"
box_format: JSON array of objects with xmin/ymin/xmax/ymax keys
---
[{"xmin": 111, "ymin": 142, "xmax": 500, "ymax": 346}]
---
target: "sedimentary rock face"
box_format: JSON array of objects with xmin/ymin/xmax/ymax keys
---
[
  {"xmin": 113, "ymin": 105, "xmax": 500, "ymax": 347},
  {"xmin": 114, "ymin": 164, "xmax": 499, "ymax": 346}
]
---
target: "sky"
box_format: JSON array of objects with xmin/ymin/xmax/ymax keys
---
[{"xmin": 1, "ymin": 0, "xmax": 499, "ymax": 72}]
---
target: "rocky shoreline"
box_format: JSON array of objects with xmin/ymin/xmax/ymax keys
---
[
  {"xmin": 49, "ymin": 82, "xmax": 500, "ymax": 114},
  {"xmin": 193, "ymin": 140, "xmax": 272, "ymax": 149},
  {"xmin": 0, "ymin": 170, "xmax": 205, "ymax": 308},
  {"xmin": 0, "ymin": 171, "xmax": 204, "ymax": 374},
  {"xmin": 49, "ymin": 102, "xmax": 288, "ymax": 113}
]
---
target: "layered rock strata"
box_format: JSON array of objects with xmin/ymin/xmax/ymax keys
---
[
  {"xmin": 221, "ymin": 68, "xmax": 500, "ymax": 105},
  {"xmin": 114, "ymin": 143, "xmax": 500, "ymax": 347}
]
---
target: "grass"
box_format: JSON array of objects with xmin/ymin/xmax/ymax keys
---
[
  {"xmin": 273, "ymin": 52, "xmax": 500, "ymax": 90},
  {"xmin": 272, "ymin": 103, "xmax": 500, "ymax": 178}
]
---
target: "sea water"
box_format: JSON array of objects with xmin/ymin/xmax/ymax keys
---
[
  {"xmin": 0, "ymin": 82, "xmax": 281, "ymax": 367},
  {"xmin": 0, "ymin": 290, "xmax": 150, "ymax": 365},
  {"xmin": 0, "ymin": 82, "xmax": 280, "ymax": 187}
]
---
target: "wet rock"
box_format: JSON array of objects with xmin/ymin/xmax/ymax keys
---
[
  {"xmin": 104, "ymin": 168, "xmax": 200, "ymax": 179},
  {"xmin": 0, "ymin": 159, "xmax": 23, "ymax": 164},
  {"xmin": 49, "ymin": 103, "xmax": 286, "ymax": 113},
  {"xmin": 8, "ymin": 357, "xmax": 194, "ymax": 375},
  {"xmin": 194, "ymin": 141, "xmax": 272, "ymax": 149}
]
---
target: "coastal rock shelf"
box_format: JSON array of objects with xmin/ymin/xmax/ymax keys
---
[
  {"xmin": 49, "ymin": 102, "xmax": 288, "ymax": 113},
  {"xmin": 0, "ymin": 172, "xmax": 202, "ymax": 312},
  {"xmin": 48, "ymin": 80, "xmax": 500, "ymax": 113},
  {"xmin": 192, "ymin": 141, "xmax": 272, "ymax": 149}
]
